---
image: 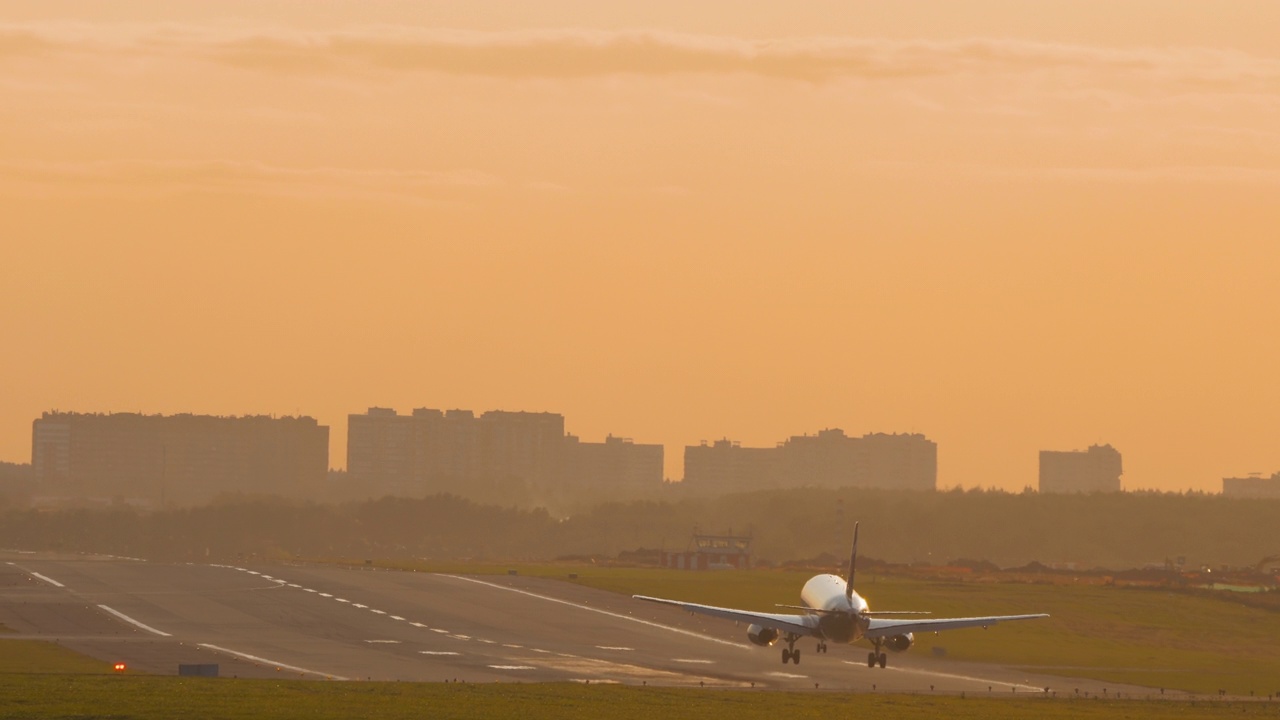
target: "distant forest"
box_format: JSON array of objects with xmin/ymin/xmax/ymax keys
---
[{"xmin": 2, "ymin": 488, "xmax": 1277, "ymax": 571}]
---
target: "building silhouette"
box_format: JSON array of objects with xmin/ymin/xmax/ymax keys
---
[
  {"xmin": 1038, "ymin": 444, "xmax": 1123, "ymax": 493},
  {"xmin": 346, "ymin": 407, "xmax": 661, "ymax": 500},
  {"xmin": 30, "ymin": 411, "xmax": 328, "ymax": 507},
  {"xmin": 1222, "ymin": 472, "xmax": 1280, "ymax": 499},
  {"xmin": 682, "ymin": 429, "xmax": 936, "ymax": 494}
]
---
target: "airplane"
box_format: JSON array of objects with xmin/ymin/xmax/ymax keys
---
[{"xmin": 634, "ymin": 522, "xmax": 1048, "ymax": 668}]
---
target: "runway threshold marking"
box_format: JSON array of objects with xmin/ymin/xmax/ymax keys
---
[
  {"xmin": 198, "ymin": 643, "xmax": 348, "ymax": 681},
  {"xmin": 29, "ymin": 571, "xmax": 65, "ymax": 588},
  {"xmin": 97, "ymin": 605, "xmax": 171, "ymax": 637},
  {"xmin": 445, "ymin": 575, "xmax": 747, "ymax": 650}
]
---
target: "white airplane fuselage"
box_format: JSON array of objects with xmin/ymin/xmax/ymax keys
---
[{"xmin": 800, "ymin": 574, "xmax": 869, "ymax": 644}]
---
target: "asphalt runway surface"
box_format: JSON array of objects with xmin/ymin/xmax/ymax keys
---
[{"xmin": 0, "ymin": 551, "xmax": 1167, "ymax": 696}]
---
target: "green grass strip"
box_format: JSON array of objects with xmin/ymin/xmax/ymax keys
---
[{"xmin": 0, "ymin": 676, "xmax": 1271, "ymax": 720}]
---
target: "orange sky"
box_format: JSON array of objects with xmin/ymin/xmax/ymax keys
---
[{"xmin": 3, "ymin": 1, "xmax": 1279, "ymax": 491}]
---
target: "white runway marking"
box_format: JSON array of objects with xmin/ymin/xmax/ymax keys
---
[
  {"xmin": 446, "ymin": 575, "xmax": 747, "ymax": 650},
  {"xmin": 410, "ymin": 622, "xmax": 428, "ymax": 628},
  {"xmin": 335, "ymin": 599, "xmax": 350, "ymax": 603},
  {"xmin": 596, "ymin": 646, "xmax": 633, "ymax": 651},
  {"xmin": 880, "ymin": 664, "xmax": 1046, "ymax": 692},
  {"xmin": 477, "ymin": 638, "xmax": 496, "ymax": 644},
  {"xmin": 673, "ymin": 658, "xmax": 714, "ymax": 664},
  {"xmin": 450, "ymin": 634, "xmax": 470, "ymax": 640},
  {"xmin": 97, "ymin": 605, "xmax": 171, "ymax": 637},
  {"xmin": 287, "ymin": 584, "xmax": 301, "ymax": 588},
  {"xmin": 304, "ymin": 589, "xmax": 317, "ymax": 593},
  {"xmin": 419, "ymin": 650, "xmax": 460, "ymax": 656},
  {"xmin": 199, "ymin": 643, "xmax": 347, "ymax": 680},
  {"xmin": 247, "ymin": 571, "xmax": 260, "ymax": 576},
  {"xmin": 353, "ymin": 604, "xmax": 367, "ymax": 609},
  {"xmin": 503, "ymin": 644, "xmax": 523, "ymax": 649},
  {"xmin": 364, "ymin": 640, "xmax": 401, "ymax": 644},
  {"xmin": 431, "ymin": 629, "xmax": 449, "ymax": 634},
  {"xmin": 29, "ymin": 571, "xmax": 65, "ymax": 588},
  {"xmin": 390, "ymin": 615, "xmax": 405, "ymax": 621},
  {"xmin": 489, "ymin": 665, "xmax": 536, "ymax": 670},
  {"xmin": 768, "ymin": 671, "xmax": 807, "ymax": 679},
  {"xmin": 318, "ymin": 593, "xmax": 332, "ymax": 598},
  {"xmin": 370, "ymin": 609, "xmax": 386, "ymax": 615}
]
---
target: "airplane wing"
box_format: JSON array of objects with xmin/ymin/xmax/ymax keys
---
[
  {"xmin": 864, "ymin": 613, "xmax": 1048, "ymax": 638},
  {"xmin": 633, "ymin": 595, "xmax": 821, "ymax": 636}
]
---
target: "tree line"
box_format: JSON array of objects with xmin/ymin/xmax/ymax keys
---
[{"xmin": 1, "ymin": 487, "xmax": 1276, "ymax": 570}]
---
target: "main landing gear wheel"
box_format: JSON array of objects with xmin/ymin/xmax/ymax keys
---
[
  {"xmin": 865, "ymin": 651, "xmax": 888, "ymax": 668},
  {"xmin": 816, "ymin": 642, "xmax": 828, "ymax": 654},
  {"xmin": 878, "ymin": 653, "xmax": 887, "ymax": 669},
  {"xmin": 780, "ymin": 633, "xmax": 801, "ymax": 665}
]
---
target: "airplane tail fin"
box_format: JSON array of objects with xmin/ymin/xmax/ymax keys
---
[{"xmin": 845, "ymin": 521, "xmax": 859, "ymax": 601}]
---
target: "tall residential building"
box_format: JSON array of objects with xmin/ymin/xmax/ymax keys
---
[
  {"xmin": 30, "ymin": 411, "xmax": 329, "ymax": 507},
  {"xmin": 346, "ymin": 407, "xmax": 661, "ymax": 500},
  {"xmin": 564, "ymin": 434, "xmax": 664, "ymax": 490},
  {"xmin": 1038, "ymin": 444, "xmax": 1123, "ymax": 494},
  {"xmin": 682, "ymin": 429, "xmax": 936, "ymax": 494},
  {"xmin": 1222, "ymin": 472, "xmax": 1280, "ymax": 499}
]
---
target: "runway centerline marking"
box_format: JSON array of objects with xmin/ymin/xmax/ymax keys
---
[
  {"xmin": 365, "ymin": 640, "xmax": 400, "ymax": 644},
  {"xmin": 28, "ymin": 571, "xmax": 65, "ymax": 588},
  {"xmin": 97, "ymin": 605, "xmax": 171, "ymax": 637},
  {"xmin": 390, "ymin": 615, "xmax": 405, "ymax": 621},
  {"xmin": 673, "ymin": 659, "xmax": 714, "ymax": 664},
  {"xmin": 420, "ymin": 650, "xmax": 460, "ymax": 656},
  {"xmin": 410, "ymin": 622, "xmax": 428, "ymax": 628},
  {"xmin": 489, "ymin": 665, "xmax": 536, "ymax": 670},
  {"xmin": 445, "ymin": 575, "xmax": 747, "ymax": 649},
  {"xmin": 768, "ymin": 671, "xmax": 806, "ymax": 679},
  {"xmin": 370, "ymin": 609, "xmax": 386, "ymax": 615},
  {"xmin": 353, "ymin": 604, "xmax": 367, "ymax": 609},
  {"xmin": 597, "ymin": 646, "xmax": 633, "ymax": 651},
  {"xmin": 199, "ymin": 643, "xmax": 347, "ymax": 680}
]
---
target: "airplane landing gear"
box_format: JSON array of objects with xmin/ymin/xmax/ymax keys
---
[
  {"xmin": 866, "ymin": 639, "xmax": 888, "ymax": 668},
  {"xmin": 816, "ymin": 641, "xmax": 828, "ymax": 654},
  {"xmin": 780, "ymin": 633, "xmax": 801, "ymax": 665}
]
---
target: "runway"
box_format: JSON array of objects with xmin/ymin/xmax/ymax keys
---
[{"xmin": 0, "ymin": 551, "xmax": 1161, "ymax": 695}]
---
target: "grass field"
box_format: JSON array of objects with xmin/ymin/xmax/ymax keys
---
[
  {"xmin": 0, "ymin": 639, "xmax": 118, "ymax": 674},
  {"xmin": 0, "ymin": 673, "xmax": 1273, "ymax": 720},
  {"xmin": 354, "ymin": 560, "xmax": 1280, "ymax": 696}
]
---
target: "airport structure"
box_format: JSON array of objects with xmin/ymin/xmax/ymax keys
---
[
  {"xmin": 346, "ymin": 407, "xmax": 663, "ymax": 500},
  {"xmin": 1222, "ymin": 472, "xmax": 1280, "ymax": 499},
  {"xmin": 682, "ymin": 429, "xmax": 937, "ymax": 494},
  {"xmin": 30, "ymin": 411, "xmax": 329, "ymax": 508},
  {"xmin": 1038, "ymin": 444, "xmax": 1123, "ymax": 493},
  {"xmin": 661, "ymin": 532, "xmax": 753, "ymax": 571}
]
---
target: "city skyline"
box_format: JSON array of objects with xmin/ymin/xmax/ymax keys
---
[{"xmin": 4, "ymin": 1, "xmax": 1279, "ymax": 493}]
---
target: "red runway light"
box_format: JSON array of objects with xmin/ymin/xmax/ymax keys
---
[{"xmin": 113, "ymin": 663, "xmax": 126, "ymax": 672}]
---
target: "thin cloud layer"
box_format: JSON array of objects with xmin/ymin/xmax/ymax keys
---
[{"xmin": 3, "ymin": 23, "xmax": 1279, "ymax": 90}]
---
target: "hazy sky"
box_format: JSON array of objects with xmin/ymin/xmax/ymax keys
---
[{"xmin": 4, "ymin": 1, "xmax": 1278, "ymax": 491}]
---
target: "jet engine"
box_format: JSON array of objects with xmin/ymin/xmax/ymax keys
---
[
  {"xmin": 747, "ymin": 624, "xmax": 779, "ymax": 647},
  {"xmin": 884, "ymin": 633, "xmax": 914, "ymax": 652}
]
